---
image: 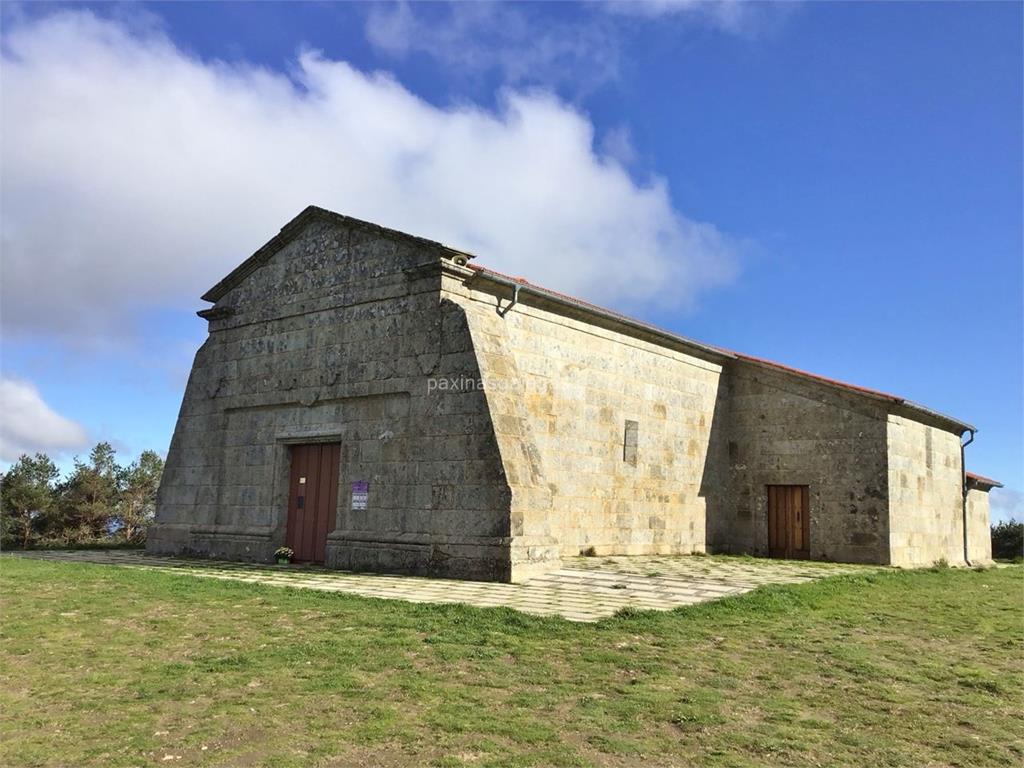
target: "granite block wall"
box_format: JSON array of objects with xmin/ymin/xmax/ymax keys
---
[
  {"xmin": 445, "ymin": 273, "xmax": 725, "ymax": 564},
  {"xmin": 965, "ymin": 488, "xmax": 993, "ymax": 564},
  {"xmin": 886, "ymin": 415, "xmax": 966, "ymax": 566},
  {"xmin": 151, "ymin": 209, "xmax": 986, "ymax": 579},
  {"xmin": 149, "ymin": 217, "xmax": 514, "ymax": 581},
  {"xmin": 714, "ymin": 361, "xmax": 893, "ymax": 564}
]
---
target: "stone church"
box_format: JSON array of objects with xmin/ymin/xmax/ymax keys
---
[{"xmin": 147, "ymin": 206, "xmax": 1000, "ymax": 581}]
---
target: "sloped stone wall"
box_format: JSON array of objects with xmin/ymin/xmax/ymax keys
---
[
  {"xmin": 149, "ymin": 219, "xmax": 514, "ymax": 581},
  {"xmin": 450, "ymin": 297, "xmax": 561, "ymax": 580},
  {"xmin": 446, "ymin": 274, "xmax": 725, "ymax": 563}
]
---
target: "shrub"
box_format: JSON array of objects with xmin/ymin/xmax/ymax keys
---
[{"xmin": 991, "ymin": 520, "xmax": 1023, "ymax": 561}]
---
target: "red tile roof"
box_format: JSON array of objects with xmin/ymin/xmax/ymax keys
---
[
  {"xmin": 729, "ymin": 352, "xmax": 904, "ymax": 404},
  {"xmin": 467, "ymin": 263, "xmax": 972, "ymax": 431},
  {"xmin": 200, "ymin": 206, "xmax": 975, "ymax": 435},
  {"xmin": 966, "ymin": 472, "xmax": 1003, "ymax": 488}
]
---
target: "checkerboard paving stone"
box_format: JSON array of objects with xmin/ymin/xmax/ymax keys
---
[{"xmin": 10, "ymin": 550, "xmax": 881, "ymax": 622}]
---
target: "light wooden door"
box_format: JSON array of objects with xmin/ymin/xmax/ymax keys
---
[{"xmin": 767, "ymin": 485, "xmax": 810, "ymax": 560}]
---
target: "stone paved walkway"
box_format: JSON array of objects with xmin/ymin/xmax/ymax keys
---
[{"xmin": 12, "ymin": 550, "xmax": 878, "ymax": 622}]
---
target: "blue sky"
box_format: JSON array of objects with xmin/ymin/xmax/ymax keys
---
[{"xmin": 1, "ymin": 1, "xmax": 1021, "ymax": 520}]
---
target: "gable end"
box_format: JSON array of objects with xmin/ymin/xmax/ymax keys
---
[{"xmin": 201, "ymin": 205, "xmax": 476, "ymax": 304}]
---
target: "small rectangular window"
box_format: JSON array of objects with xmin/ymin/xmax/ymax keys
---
[{"xmin": 623, "ymin": 420, "xmax": 639, "ymax": 466}]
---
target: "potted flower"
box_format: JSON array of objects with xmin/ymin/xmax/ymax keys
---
[{"xmin": 274, "ymin": 546, "xmax": 294, "ymax": 565}]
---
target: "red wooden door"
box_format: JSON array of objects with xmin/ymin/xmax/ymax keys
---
[
  {"xmin": 285, "ymin": 443, "xmax": 340, "ymax": 563},
  {"xmin": 767, "ymin": 485, "xmax": 810, "ymax": 560}
]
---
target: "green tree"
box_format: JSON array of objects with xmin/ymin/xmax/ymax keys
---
[
  {"xmin": 55, "ymin": 442, "xmax": 120, "ymax": 541},
  {"xmin": 991, "ymin": 520, "xmax": 1023, "ymax": 561},
  {"xmin": 1, "ymin": 453, "xmax": 59, "ymax": 549},
  {"xmin": 116, "ymin": 450, "xmax": 164, "ymax": 542}
]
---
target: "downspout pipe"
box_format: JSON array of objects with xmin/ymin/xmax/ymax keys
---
[{"xmin": 960, "ymin": 428, "xmax": 976, "ymax": 566}]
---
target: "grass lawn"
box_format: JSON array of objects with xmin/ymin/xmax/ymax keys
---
[{"xmin": 1, "ymin": 558, "xmax": 1021, "ymax": 767}]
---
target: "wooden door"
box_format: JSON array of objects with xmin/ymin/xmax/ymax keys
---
[
  {"xmin": 767, "ymin": 485, "xmax": 810, "ymax": 560},
  {"xmin": 285, "ymin": 443, "xmax": 340, "ymax": 563}
]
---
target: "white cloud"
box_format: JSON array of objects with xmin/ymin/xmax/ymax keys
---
[
  {"xmin": 991, "ymin": 487, "xmax": 1023, "ymax": 524},
  {"xmin": 363, "ymin": 1, "xmax": 791, "ymax": 91},
  {"xmin": 604, "ymin": 0, "xmax": 793, "ymax": 36},
  {"xmin": 0, "ymin": 378, "xmax": 89, "ymax": 462},
  {"xmin": 365, "ymin": 2, "xmax": 622, "ymax": 94},
  {"xmin": 600, "ymin": 125, "xmax": 639, "ymax": 167},
  {"xmin": 0, "ymin": 10, "xmax": 739, "ymax": 343}
]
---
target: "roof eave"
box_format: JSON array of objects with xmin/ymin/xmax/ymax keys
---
[
  {"xmin": 198, "ymin": 207, "xmax": 979, "ymax": 438},
  {"xmin": 464, "ymin": 266, "xmax": 733, "ymax": 365},
  {"xmin": 966, "ymin": 472, "xmax": 1004, "ymax": 490},
  {"xmin": 732, "ymin": 355, "xmax": 974, "ymax": 435},
  {"xmin": 466, "ymin": 265, "xmax": 975, "ymax": 434}
]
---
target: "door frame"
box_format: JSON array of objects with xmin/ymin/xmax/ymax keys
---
[{"xmin": 270, "ymin": 432, "xmax": 343, "ymax": 546}]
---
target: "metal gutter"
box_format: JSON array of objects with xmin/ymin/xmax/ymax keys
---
[
  {"xmin": 466, "ymin": 266, "xmax": 975, "ymax": 434},
  {"xmin": 466, "ymin": 268, "xmax": 735, "ymax": 364}
]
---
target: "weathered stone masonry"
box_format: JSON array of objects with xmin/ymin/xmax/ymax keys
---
[
  {"xmin": 148, "ymin": 207, "xmax": 998, "ymax": 580},
  {"xmin": 149, "ymin": 215, "xmax": 514, "ymax": 580}
]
